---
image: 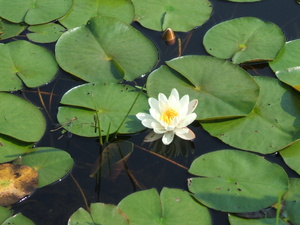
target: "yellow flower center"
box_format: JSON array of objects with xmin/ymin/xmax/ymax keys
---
[{"xmin": 161, "ymin": 108, "xmax": 178, "ymax": 125}]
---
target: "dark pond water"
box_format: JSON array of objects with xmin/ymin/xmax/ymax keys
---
[{"xmin": 8, "ymin": 0, "xmax": 300, "ymax": 224}]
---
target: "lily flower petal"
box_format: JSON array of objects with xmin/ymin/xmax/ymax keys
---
[
  {"xmin": 144, "ymin": 131, "xmax": 163, "ymax": 142},
  {"xmin": 175, "ymin": 128, "xmax": 196, "ymax": 140},
  {"xmin": 162, "ymin": 131, "xmax": 174, "ymax": 145}
]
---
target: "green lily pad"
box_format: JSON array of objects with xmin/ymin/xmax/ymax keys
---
[
  {"xmin": 0, "ymin": 134, "xmax": 34, "ymax": 164},
  {"xmin": 146, "ymin": 55, "xmax": 259, "ymax": 120},
  {"xmin": 56, "ymin": 16, "xmax": 158, "ymax": 83},
  {"xmin": 0, "ymin": 40, "xmax": 58, "ymax": 91},
  {"xmin": 188, "ymin": 150, "xmax": 289, "ymax": 213},
  {"xmin": 0, "ymin": 0, "xmax": 72, "ymax": 25},
  {"xmin": 228, "ymin": 214, "xmax": 288, "ymax": 225},
  {"xmin": 225, "ymin": 0, "xmax": 261, "ymax": 2},
  {"xmin": 0, "ymin": 207, "xmax": 12, "ymax": 223},
  {"xmin": 280, "ymin": 140, "xmax": 300, "ymax": 175},
  {"xmin": 0, "ymin": 92, "xmax": 46, "ymax": 143},
  {"xmin": 0, "ymin": 19, "xmax": 27, "ymax": 40},
  {"xmin": 118, "ymin": 188, "xmax": 211, "ymax": 225},
  {"xmin": 201, "ymin": 76, "xmax": 300, "ymax": 154},
  {"xmin": 269, "ymin": 40, "xmax": 300, "ymax": 90},
  {"xmin": 131, "ymin": 0, "xmax": 212, "ymax": 31},
  {"xmin": 2, "ymin": 213, "xmax": 35, "ymax": 225},
  {"xmin": 27, "ymin": 23, "xmax": 66, "ymax": 43},
  {"xmin": 68, "ymin": 204, "xmax": 129, "ymax": 225},
  {"xmin": 281, "ymin": 178, "xmax": 300, "ymax": 224},
  {"xmin": 57, "ymin": 83, "xmax": 148, "ymax": 137},
  {"xmin": 203, "ymin": 17, "xmax": 285, "ymax": 64},
  {"xmin": 20, "ymin": 147, "xmax": 74, "ymax": 188},
  {"xmin": 59, "ymin": 0, "xmax": 135, "ymax": 29}
]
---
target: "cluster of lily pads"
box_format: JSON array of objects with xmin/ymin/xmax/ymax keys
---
[{"xmin": 0, "ymin": 0, "xmax": 300, "ymax": 224}]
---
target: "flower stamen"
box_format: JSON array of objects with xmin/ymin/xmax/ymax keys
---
[{"xmin": 161, "ymin": 108, "xmax": 178, "ymax": 125}]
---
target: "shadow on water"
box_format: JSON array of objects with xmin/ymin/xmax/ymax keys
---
[{"xmin": 7, "ymin": 0, "xmax": 300, "ymax": 224}]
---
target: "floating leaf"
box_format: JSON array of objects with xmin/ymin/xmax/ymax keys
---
[
  {"xmin": 20, "ymin": 147, "xmax": 74, "ymax": 188},
  {"xmin": 0, "ymin": 40, "xmax": 58, "ymax": 91},
  {"xmin": 228, "ymin": 214, "xmax": 287, "ymax": 225},
  {"xmin": 280, "ymin": 140, "xmax": 300, "ymax": 175},
  {"xmin": 188, "ymin": 150, "xmax": 289, "ymax": 213},
  {"xmin": 146, "ymin": 55, "xmax": 259, "ymax": 120},
  {"xmin": 0, "ymin": 0, "xmax": 72, "ymax": 25},
  {"xmin": 2, "ymin": 213, "xmax": 35, "ymax": 225},
  {"xmin": 0, "ymin": 93, "xmax": 46, "ymax": 142},
  {"xmin": 56, "ymin": 16, "xmax": 158, "ymax": 83},
  {"xmin": 0, "ymin": 207, "xmax": 12, "ymax": 223},
  {"xmin": 0, "ymin": 164, "xmax": 38, "ymax": 206},
  {"xmin": 90, "ymin": 141, "xmax": 133, "ymax": 178},
  {"xmin": 118, "ymin": 188, "xmax": 211, "ymax": 225},
  {"xmin": 131, "ymin": 0, "xmax": 212, "ymax": 31},
  {"xmin": 57, "ymin": 83, "xmax": 148, "ymax": 137},
  {"xmin": 0, "ymin": 134, "xmax": 34, "ymax": 164},
  {"xmin": 59, "ymin": 0, "xmax": 135, "ymax": 29},
  {"xmin": 27, "ymin": 23, "xmax": 66, "ymax": 43},
  {"xmin": 0, "ymin": 19, "xmax": 27, "ymax": 40},
  {"xmin": 201, "ymin": 76, "xmax": 300, "ymax": 153},
  {"xmin": 269, "ymin": 40, "xmax": 300, "ymax": 90},
  {"xmin": 224, "ymin": 0, "xmax": 261, "ymax": 2},
  {"xmin": 281, "ymin": 178, "xmax": 300, "ymax": 224},
  {"xmin": 203, "ymin": 17, "xmax": 285, "ymax": 64},
  {"xmin": 68, "ymin": 204, "xmax": 129, "ymax": 225}
]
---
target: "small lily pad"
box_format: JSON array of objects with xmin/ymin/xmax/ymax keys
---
[
  {"xmin": 131, "ymin": 0, "xmax": 212, "ymax": 31},
  {"xmin": 0, "ymin": 0, "xmax": 73, "ymax": 25},
  {"xmin": 0, "ymin": 207, "xmax": 12, "ymax": 223},
  {"xmin": 269, "ymin": 40, "xmax": 300, "ymax": 90},
  {"xmin": 188, "ymin": 150, "xmax": 289, "ymax": 213},
  {"xmin": 57, "ymin": 83, "xmax": 148, "ymax": 137},
  {"xmin": 228, "ymin": 214, "xmax": 287, "ymax": 225},
  {"xmin": 2, "ymin": 213, "xmax": 35, "ymax": 225},
  {"xmin": 56, "ymin": 16, "xmax": 158, "ymax": 82},
  {"xmin": 118, "ymin": 188, "xmax": 211, "ymax": 225},
  {"xmin": 203, "ymin": 17, "xmax": 285, "ymax": 64},
  {"xmin": 59, "ymin": 0, "xmax": 135, "ymax": 29},
  {"xmin": 281, "ymin": 178, "xmax": 300, "ymax": 224},
  {"xmin": 0, "ymin": 92, "xmax": 46, "ymax": 143},
  {"xmin": 146, "ymin": 55, "xmax": 259, "ymax": 120},
  {"xmin": 0, "ymin": 163, "xmax": 38, "ymax": 206},
  {"xmin": 27, "ymin": 23, "xmax": 66, "ymax": 43},
  {"xmin": 0, "ymin": 19, "xmax": 27, "ymax": 40},
  {"xmin": 68, "ymin": 204, "xmax": 129, "ymax": 225},
  {"xmin": 201, "ymin": 76, "xmax": 300, "ymax": 153},
  {"xmin": 0, "ymin": 40, "xmax": 58, "ymax": 91},
  {"xmin": 20, "ymin": 147, "xmax": 74, "ymax": 188},
  {"xmin": 280, "ymin": 140, "xmax": 300, "ymax": 175}
]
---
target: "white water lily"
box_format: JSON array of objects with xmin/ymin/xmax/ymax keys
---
[{"xmin": 136, "ymin": 88, "xmax": 198, "ymax": 145}]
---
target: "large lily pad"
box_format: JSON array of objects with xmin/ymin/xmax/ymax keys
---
[
  {"xmin": 188, "ymin": 150, "xmax": 289, "ymax": 213},
  {"xmin": 59, "ymin": 0, "xmax": 135, "ymax": 29},
  {"xmin": 27, "ymin": 23, "xmax": 66, "ymax": 43},
  {"xmin": 0, "ymin": 40, "xmax": 58, "ymax": 91},
  {"xmin": 56, "ymin": 16, "xmax": 158, "ymax": 83},
  {"xmin": 0, "ymin": 92, "xmax": 46, "ymax": 143},
  {"xmin": 118, "ymin": 188, "xmax": 211, "ymax": 225},
  {"xmin": 0, "ymin": 207, "xmax": 12, "ymax": 223},
  {"xmin": 68, "ymin": 204, "xmax": 129, "ymax": 225},
  {"xmin": 146, "ymin": 55, "xmax": 259, "ymax": 120},
  {"xmin": 228, "ymin": 214, "xmax": 287, "ymax": 225},
  {"xmin": 0, "ymin": 164, "xmax": 38, "ymax": 206},
  {"xmin": 2, "ymin": 213, "xmax": 35, "ymax": 225},
  {"xmin": 0, "ymin": 19, "xmax": 27, "ymax": 40},
  {"xmin": 57, "ymin": 83, "xmax": 148, "ymax": 137},
  {"xmin": 203, "ymin": 17, "xmax": 285, "ymax": 64},
  {"xmin": 0, "ymin": 0, "xmax": 72, "ymax": 25},
  {"xmin": 131, "ymin": 0, "xmax": 212, "ymax": 31},
  {"xmin": 20, "ymin": 147, "xmax": 74, "ymax": 188},
  {"xmin": 269, "ymin": 40, "xmax": 300, "ymax": 90},
  {"xmin": 201, "ymin": 76, "xmax": 300, "ymax": 154}
]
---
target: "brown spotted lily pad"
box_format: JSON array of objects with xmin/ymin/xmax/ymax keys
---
[{"xmin": 0, "ymin": 163, "xmax": 38, "ymax": 206}]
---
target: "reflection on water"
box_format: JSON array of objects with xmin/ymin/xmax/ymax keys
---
[{"xmin": 8, "ymin": 0, "xmax": 300, "ymax": 224}]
